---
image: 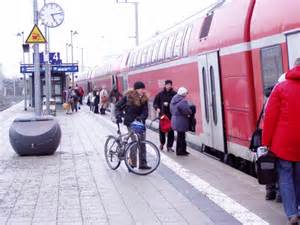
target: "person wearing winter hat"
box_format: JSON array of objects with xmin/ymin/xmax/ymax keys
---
[
  {"xmin": 115, "ymin": 81, "xmax": 151, "ymax": 170},
  {"xmin": 170, "ymin": 86, "xmax": 192, "ymax": 156},
  {"xmin": 153, "ymin": 80, "xmax": 177, "ymax": 152}
]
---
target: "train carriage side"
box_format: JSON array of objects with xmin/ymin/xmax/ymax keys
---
[
  {"xmin": 250, "ymin": 0, "xmax": 300, "ymax": 120},
  {"xmin": 125, "ymin": 0, "xmax": 258, "ymax": 162},
  {"xmin": 188, "ymin": 0, "xmax": 257, "ymax": 161}
]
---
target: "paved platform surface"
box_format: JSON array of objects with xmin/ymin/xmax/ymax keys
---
[{"xmin": 0, "ymin": 103, "xmax": 286, "ymax": 225}]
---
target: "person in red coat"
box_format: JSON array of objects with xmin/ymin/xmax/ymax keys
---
[{"xmin": 262, "ymin": 58, "xmax": 300, "ymax": 225}]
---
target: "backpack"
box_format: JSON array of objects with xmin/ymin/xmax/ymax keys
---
[
  {"xmin": 159, "ymin": 114, "xmax": 171, "ymax": 133},
  {"xmin": 188, "ymin": 104, "xmax": 197, "ymax": 132}
]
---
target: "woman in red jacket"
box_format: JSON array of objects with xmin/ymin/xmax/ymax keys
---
[{"xmin": 262, "ymin": 59, "xmax": 300, "ymax": 225}]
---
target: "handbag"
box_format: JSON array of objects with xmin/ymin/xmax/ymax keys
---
[
  {"xmin": 159, "ymin": 115, "xmax": 171, "ymax": 133},
  {"xmin": 256, "ymin": 148, "xmax": 277, "ymax": 185}
]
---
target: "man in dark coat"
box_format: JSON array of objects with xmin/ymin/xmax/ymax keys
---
[
  {"xmin": 153, "ymin": 80, "xmax": 176, "ymax": 151},
  {"xmin": 115, "ymin": 81, "xmax": 150, "ymax": 170},
  {"xmin": 170, "ymin": 87, "xmax": 192, "ymax": 156}
]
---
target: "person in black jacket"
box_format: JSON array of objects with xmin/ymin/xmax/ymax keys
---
[
  {"xmin": 93, "ymin": 91, "xmax": 100, "ymax": 114},
  {"xmin": 115, "ymin": 81, "xmax": 151, "ymax": 170},
  {"xmin": 153, "ymin": 80, "xmax": 177, "ymax": 151}
]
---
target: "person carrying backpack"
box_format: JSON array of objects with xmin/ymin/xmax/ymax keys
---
[{"xmin": 153, "ymin": 80, "xmax": 176, "ymax": 151}]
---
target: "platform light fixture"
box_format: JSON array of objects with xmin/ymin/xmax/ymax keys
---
[{"xmin": 70, "ymin": 30, "xmax": 79, "ymax": 87}]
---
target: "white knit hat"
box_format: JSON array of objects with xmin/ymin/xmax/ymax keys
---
[{"xmin": 177, "ymin": 87, "xmax": 188, "ymax": 96}]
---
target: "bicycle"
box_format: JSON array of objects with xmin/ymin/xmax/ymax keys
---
[{"xmin": 104, "ymin": 120, "xmax": 161, "ymax": 175}]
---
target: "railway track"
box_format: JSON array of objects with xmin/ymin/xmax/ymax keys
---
[{"xmin": 0, "ymin": 96, "xmax": 23, "ymax": 111}]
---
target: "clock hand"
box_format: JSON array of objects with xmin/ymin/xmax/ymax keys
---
[
  {"xmin": 51, "ymin": 12, "xmax": 63, "ymax": 16},
  {"xmin": 51, "ymin": 14, "xmax": 57, "ymax": 23}
]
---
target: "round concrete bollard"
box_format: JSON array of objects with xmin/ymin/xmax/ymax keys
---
[{"xmin": 9, "ymin": 116, "xmax": 61, "ymax": 156}]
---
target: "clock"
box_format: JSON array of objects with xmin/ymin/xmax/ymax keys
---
[{"xmin": 39, "ymin": 3, "xmax": 64, "ymax": 28}]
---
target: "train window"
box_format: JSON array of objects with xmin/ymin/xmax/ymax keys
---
[
  {"xmin": 141, "ymin": 47, "xmax": 148, "ymax": 65},
  {"xmin": 261, "ymin": 45, "xmax": 283, "ymax": 91},
  {"xmin": 135, "ymin": 50, "xmax": 142, "ymax": 66},
  {"xmin": 202, "ymin": 67, "xmax": 210, "ymax": 123},
  {"xmin": 152, "ymin": 40, "xmax": 161, "ymax": 63},
  {"xmin": 158, "ymin": 38, "xmax": 168, "ymax": 61},
  {"xmin": 125, "ymin": 53, "xmax": 130, "ymax": 66},
  {"xmin": 210, "ymin": 66, "xmax": 218, "ymax": 125},
  {"xmin": 200, "ymin": 14, "xmax": 214, "ymax": 39},
  {"xmin": 165, "ymin": 34, "xmax": 176, "ymax": 59},
  {"xmin": 134, "ymin": 50, "xmax": 140, "ymax": 67},
  {"xmin": 129, "ymin": 52, "xmax": 135, "ymax": 68},
  {"xmin": 183, "ymin": 25, "xmax": 193, "ymax": 57},
  {"xmin": 147, "ymin": 45, "xmax": 154, "ymax": 64},
  {"xmin": 173, "ymin": 30, "xmax": 184, "ymax": 58}
]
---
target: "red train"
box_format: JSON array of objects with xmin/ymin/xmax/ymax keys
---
[{"xmin": 76, "ymin": 0, "xmax": 300, "ymax": 169}]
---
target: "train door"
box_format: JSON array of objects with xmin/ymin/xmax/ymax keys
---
[
  {"xmin": 287, "ymin": 32, "xmax": 300, "ymax": 69},
  {"xmin": 112, "ymin": 75, "xmax": 116, "ymax": 88},
  {"xmin": 198, "ymin": 52, "xmax": 225, "ymax": 152},
  {"xmin": 122, "ymin": 73, "xmax": 128, "ymax": 92}
]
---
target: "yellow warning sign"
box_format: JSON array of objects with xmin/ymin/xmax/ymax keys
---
[{"xmin": 26, "ymin": 25, "xmax": 47, "ymax": 44}]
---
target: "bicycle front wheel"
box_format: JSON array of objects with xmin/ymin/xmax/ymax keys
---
[
  {"xmin": 125, "ymin": 140, "xmax": 160, "ymax": 175},
  {"xmin": 104, "ymin": 135, "xmax": 121, "ymax": 170}
]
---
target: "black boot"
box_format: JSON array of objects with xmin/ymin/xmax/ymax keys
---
[{"xmin": 265, "ymin": 190, "xmax": 276, "ymax": 200}]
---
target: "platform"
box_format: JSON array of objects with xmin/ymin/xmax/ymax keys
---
[{"xmin": 0, "ymin": 103, "xmax": 286, "ymax": 225}]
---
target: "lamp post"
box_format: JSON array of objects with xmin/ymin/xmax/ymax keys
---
[
  {"xmin": 116, "ymin": 0, "xmax": 139, "ymax": 46},
  {"xmin": 44, "ymin": 1, "xmax": 51, "ymax": 115},
  {"xmin": 76, "ymin": 46, "xmax": 84, "ymax": 72},
  {"xmin": 65, "ymin": 43, "xmax": 71, "ymax": 63},
  {"xmin": 70, "ymin": 30, "xmax": 78, "ymax": 87},
  {"xmin": 17, "ymin": 32, "xmax": 27, "ymax": 111}
]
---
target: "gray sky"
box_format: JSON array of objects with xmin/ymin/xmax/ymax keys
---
[{"xmin": 0, "ymin": 0, "xmax": 216, "ymax": 78}]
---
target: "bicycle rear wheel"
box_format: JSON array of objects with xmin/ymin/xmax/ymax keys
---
[
  {"xmin": 125, "ymin": 140, "xmax": 160, "ymax": 175},
  {"xmin": 104, "ymin": 135, "xmax": 121, "ymax": 170}
]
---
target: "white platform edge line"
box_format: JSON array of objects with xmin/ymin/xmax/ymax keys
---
[{"xmin": 160, "ymin": 154, "xmax": 269, "ymax": 225}]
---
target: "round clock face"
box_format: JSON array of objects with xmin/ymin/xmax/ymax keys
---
[{"xmin": 39, "ymin": 3, "xmax": 64, "ymax": 28}]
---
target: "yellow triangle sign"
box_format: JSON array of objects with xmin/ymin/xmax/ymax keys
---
[{"xmin": 26, "ymin": 24, "xmax": 47, "ymax": 44}]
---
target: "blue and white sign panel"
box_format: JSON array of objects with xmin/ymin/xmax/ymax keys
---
[
  {"xmin": 52, "ymin": 65, "xmax": 78, "ymax": 72},
  {"xmin": 20, "ymin": 64, "xmax": 78, "ymax": 73},
  {"xmin": 49, "ymin": 52, "xmax": 62, "ymax": 64}
]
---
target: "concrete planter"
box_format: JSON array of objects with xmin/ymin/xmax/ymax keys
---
[{"xmin": 9, "ymin": 116, "xmax": 61, "ymax": 156}]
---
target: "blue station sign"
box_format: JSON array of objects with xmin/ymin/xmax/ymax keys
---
[{"xmin": 20, "ymin": 64, "xmax": 78, "ymax": 73}]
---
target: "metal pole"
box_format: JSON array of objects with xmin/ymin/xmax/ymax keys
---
[
  {"xmin": 134, "ymin": 2, "xmax": 139, "ymax": 46},
  {"xmin": 33, "ymin": 0, "xmax": 41, "ymax": 115},
  {"xmin": 81, "ymin": 47, "xmax": 84, "ymax": 72},
  {"xmin": 21, "ymin": 32, "xmax": 27, "ymax": 111},
  {"xmin": 44, "ymin": 27, "xmax": 51, "ymax": 114},
  {"xmin": 13, "ymin": 79, "xmax": 16, "ymax": 96},
  {"xmin": 70, "ymin": 30, "xmax": 74, "ymax": 87},
  {"xmin": 66, "ymin": 43, "xmax": 69, "ymax": 63},
  {"xmin": 44, "ymin": 0, "xmax": 51, "ymax": 115}
]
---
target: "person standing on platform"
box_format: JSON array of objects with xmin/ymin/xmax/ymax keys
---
[
  {"xmin": 170, "ymin": 87, "xmax": 192, "ymax": 156},
  {"xmin": 75, "ymin": 84, "xmax": 84, "ymax": 105},
  {"xmin": 100, "ymin": 86, "xmax": 109, "ymax": 115},
  {"xmin": 109, "ymin": 86, "xmax": 122, "ymax": 122},
  {"xmin": 93, "ymin": 91, "xmax": 100, "ymax": 114},
  {"xmin": 153, "ymin": 80, "xmax": 176, "ymax": 151},
  {"xmin": 262, "ymin": 58, "xmax": 300, "ymax": 225}
]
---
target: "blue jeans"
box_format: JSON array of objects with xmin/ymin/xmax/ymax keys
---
[{"xmin": 277, "ymin": 159, "xmax": 300, "ymax": 218}]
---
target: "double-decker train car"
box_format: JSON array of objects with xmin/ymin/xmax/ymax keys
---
[{"xmin": 77, "ymin": 0, "xmax": 300, "ymax": 170}]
